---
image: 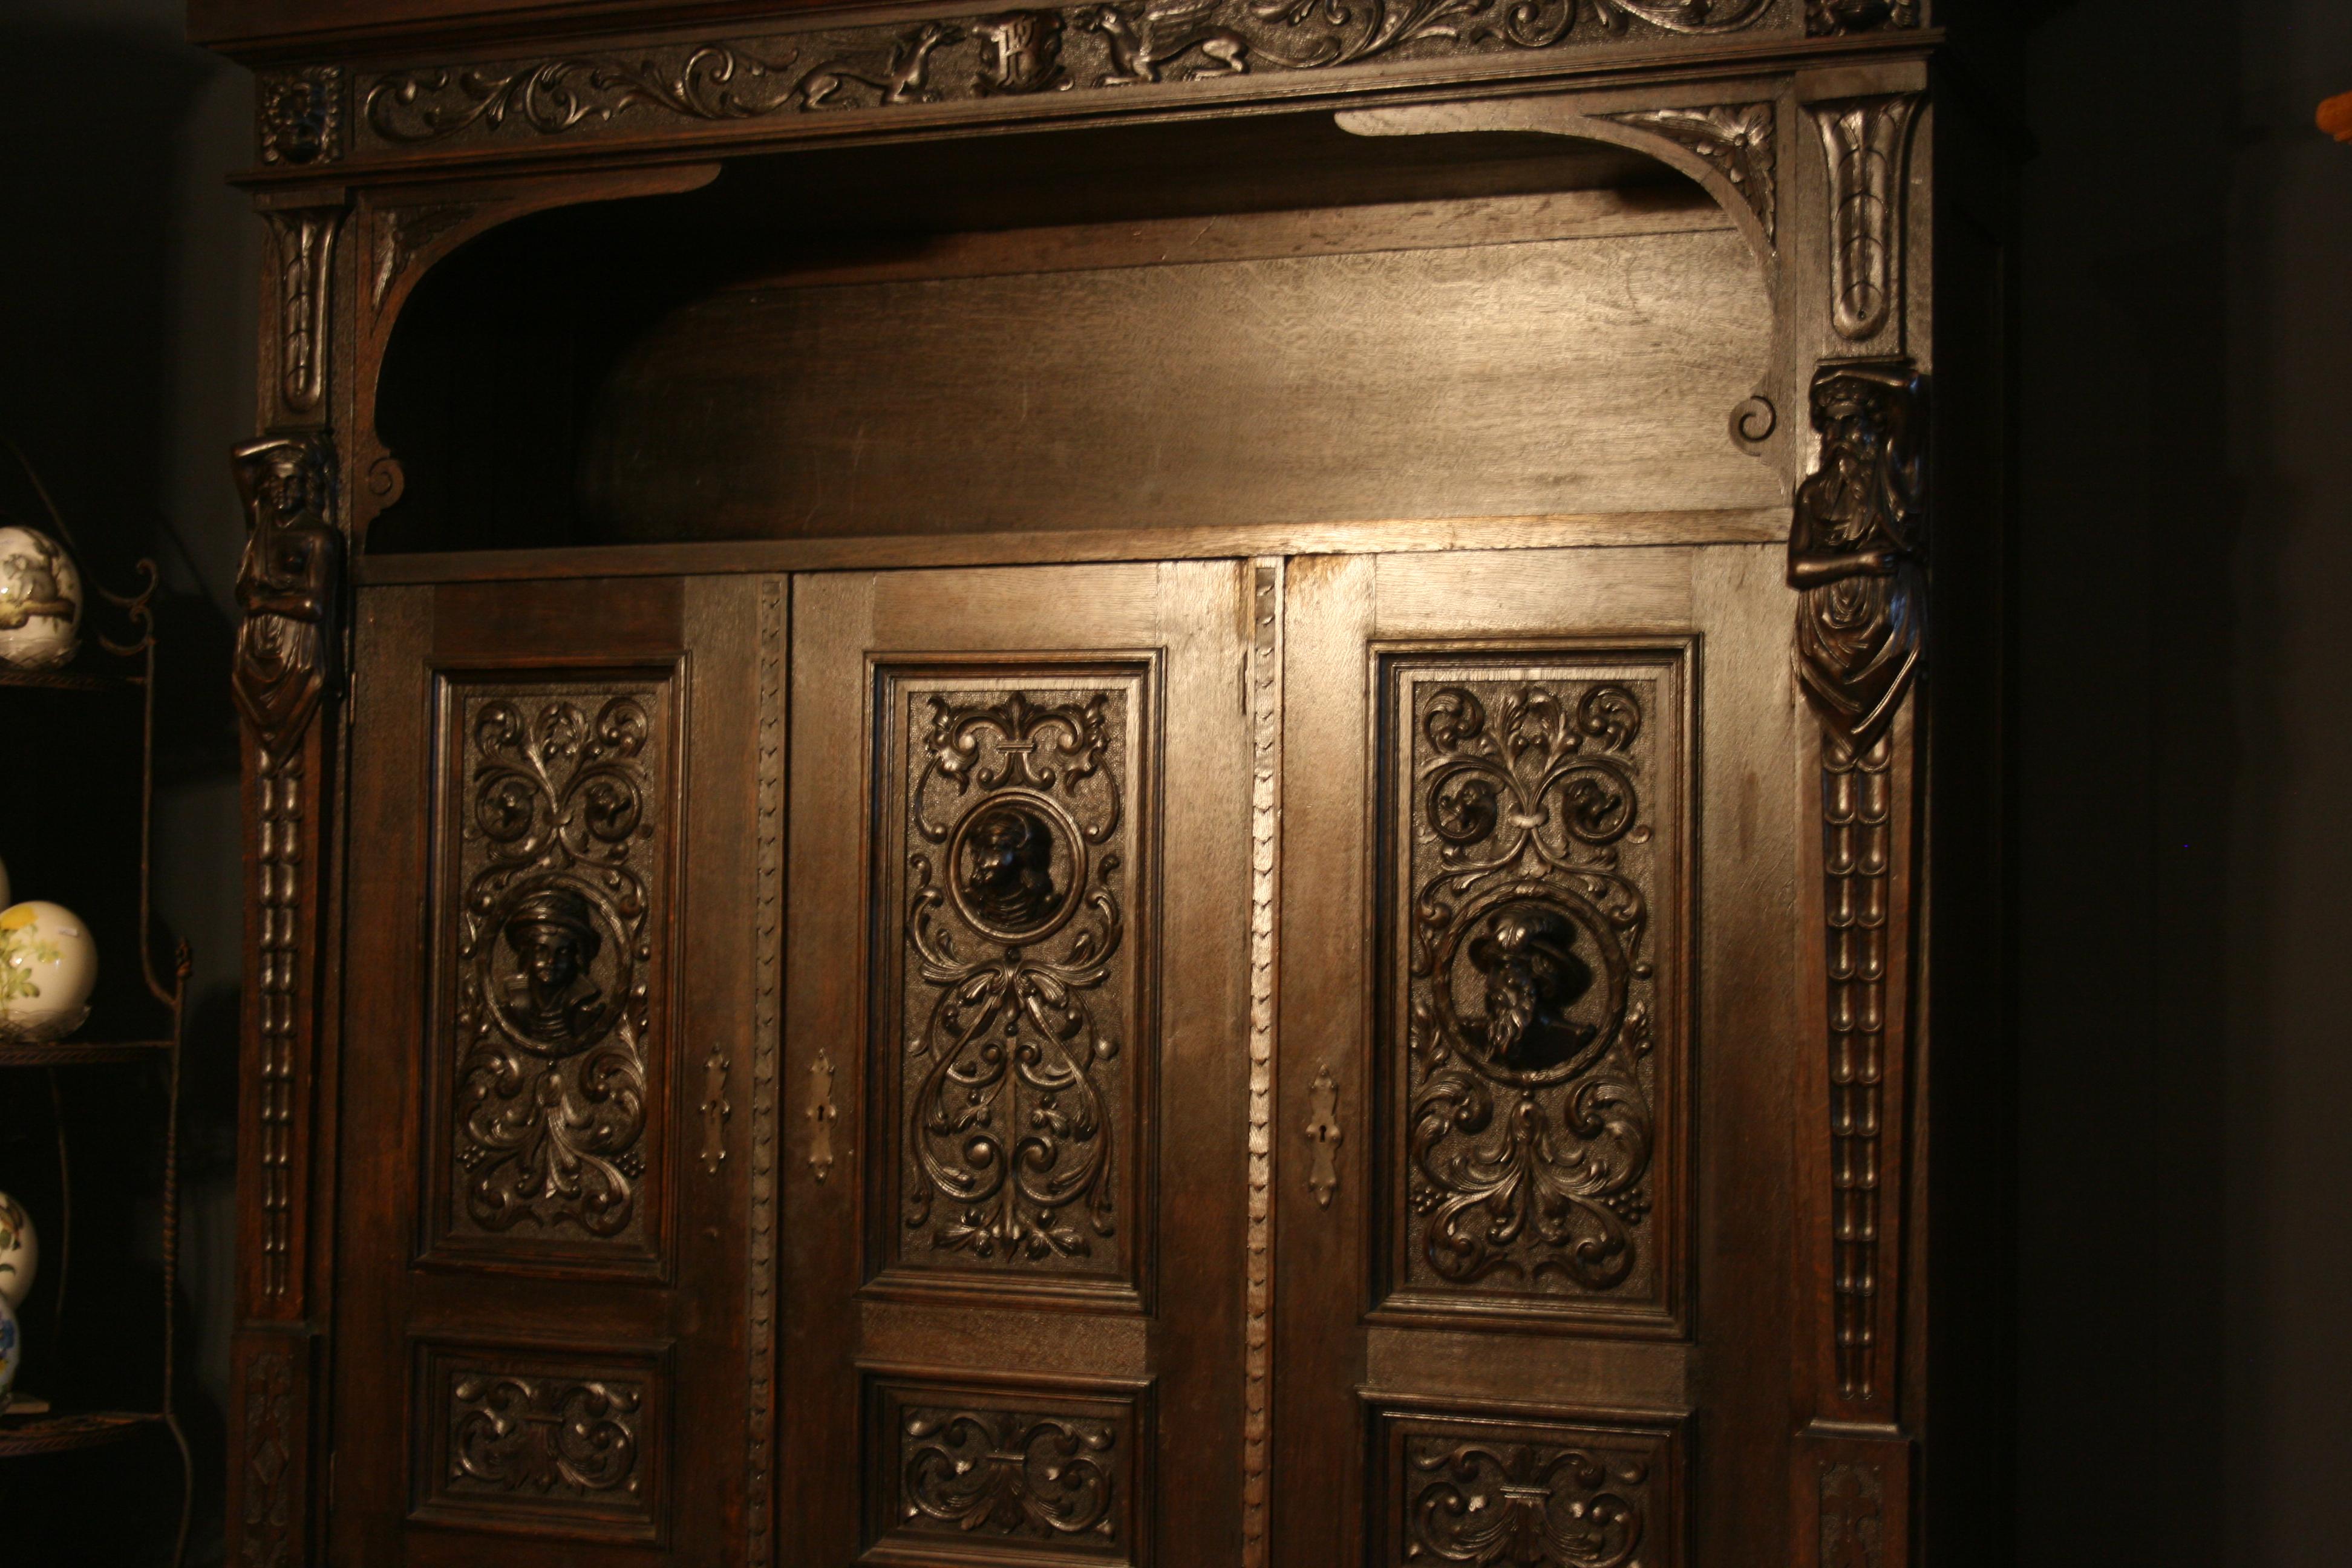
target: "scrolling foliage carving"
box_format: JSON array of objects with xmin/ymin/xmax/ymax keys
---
[
  {"xmin": 871, "ymin": 1377, "xmax": 1140, "ymax": 1557},
  {"xmin": 359, "ymin": 1, "xmax": 1777, "ymax": 149},
  {"xmin": 1385, "ymin": 658, "xmax": 1681, "ymax": 1310},
  {"xmin": 1789, "ymin": 362, "xmax": 1925, "ymax": 1408},
  {"xmin": 886, "ymin": 679, "xmax": 1142, "ymax": 1285},
  {"xmin": 419, "ymin": 1344, "xmax": 662, "ymax": 1537},
  {"xmin": 1602, "ymin": 103, "xmax": 1775, "ymax": 242},
  {"xmin": 443, "ymin": 684, "xmax": 671, "ymax": 1255},
  {"xmin": 1377, "ymin": 1408, "xmax": 1674, "ymax": 1568}
]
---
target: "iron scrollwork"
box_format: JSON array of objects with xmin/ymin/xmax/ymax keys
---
[
  {"xmin": 1788, "ymin": 361, "xmax": 1925, "ymax": 1407},
  {"xmin": 451, "ymin": 690, "xmax": 664, "ymax": 1246},
  {"xmin": 1397, "ymin": 670, "xmax": 1664, "ymax": 1299},
  {"xmin": 896, "ymin": 687, "xmax": 1132, "ymax": 1275}
]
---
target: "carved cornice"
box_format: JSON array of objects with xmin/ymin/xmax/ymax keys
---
[
  {"xmin": 1811, "ymin": 94, "xmax": 1920, "ymax": 345},
  {"xmin": 1604, "ymin": 102, "xmax": 1775, "ymax": 241},
  {"xmin": 259, "ymin": 66, "xmax": 344, "ymax": 165},
  {"xmin": 356, "ymin": 0, "xmax": 1786, "ymax": 151}
]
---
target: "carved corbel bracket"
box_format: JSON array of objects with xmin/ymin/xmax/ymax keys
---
[
  {"xmin": 1338, "ymin": 96, "xmax": 1782, "ymax": 274},
  {"xmin": 1788, "ymin": 359, "xmax": 1924, "ymax": 1446},
  {"xmin": 258, "ymin": 199, "xmax": 347, "ymax": 423},
  {"xmin": 1809, "ymin": 93, "xmax": 1921, "ymax": 349}
]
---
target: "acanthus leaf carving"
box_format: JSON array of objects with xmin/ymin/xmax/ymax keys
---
[
  {"xmin": 1789, "ymin": 360, "xmax": 1926, "ymax": 1408},
  {"xmin": 1603, "ymin": 102, "xmax": 1775, "ymax": 243},
  {"xmin": 1403, "ymin": 1434, "xmax": 1652, "ymax": 1568},
  {"xmin": 1394, "ymin": 666, "xmax": 1669, "ymax": 1302},
  {"xmin": 1811, "ymin": 94, "xmax": 1921, "ymax": 344},
  {"xmin": 898, "ymin": 1405, "xmax": 1119, "ymax": 1542},
  {"xmin": 358, "ymin": 2, "xmax": 1779, "ymax": 149},
  {"xmin": 372, "ymin": 202, "xmax": 477, "ymax": 312},
  {"xmin": 449, "ymin": 688, "xmax": 666, "ymax": 1247},
  {"xmin": 894, "ymin": 685, "xmax": 1133, "ymax": 1276},
  {"xmin": 445, "ymin": 1371, "xmax": 646, "ymax": 1501}
]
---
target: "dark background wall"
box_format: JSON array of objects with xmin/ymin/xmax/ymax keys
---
[{"xmin": 0, "ymin": 0, "xmax": 2345, "ymax": 1563}]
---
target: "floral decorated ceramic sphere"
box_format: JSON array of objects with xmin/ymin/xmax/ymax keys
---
[
  {"xmin": 0, "ymin": 1191, "xmax": 34, "ymax": 1312},
  {"xmin": 0, "ymin": 1292, "xmax": 19, "ymax": 1414},
  {"xmin": 0, "ymin": 524, "xmax": 82, "ymax": 671},
  {"xmin": 0, "ymin": 901, "xmax": 96, "ymax": 1042}
]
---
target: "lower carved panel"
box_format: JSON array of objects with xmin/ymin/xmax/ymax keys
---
[
  {"xmin": 413, "ymin": 1340, "xmax": 667, "ymax": 1543},
  {"xmin": 866, "ymin": 1374, "xmax": 1147, "ymax": 1565},
  {"xmin": 1369, "ymin": 1400, "xmax": 1681, "ymax": 1568}
]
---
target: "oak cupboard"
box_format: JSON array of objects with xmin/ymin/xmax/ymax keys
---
[{"xmin": 190, "ymin": 1, "xmax": 2017, "ymax": 1563}]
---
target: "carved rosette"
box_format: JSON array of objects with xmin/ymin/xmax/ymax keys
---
[
  {"xmin": 258, "ymin": 66, "xmax": 344, "ymax": 165},
  {"xmin": 357, "ymin": 1, "xmax": 1781, "ymax": 150},
  {"xmin": 443, "ymin": 686, "xmax": 670, "ymax": 1254},
  {"xmin": 1385, "ymin": 657, "xmax": 1683, "ymax": 1313},
  {"xmin": 1788, "ymin": 361, "xmax": 1925, "ymax": 1410},
  {"xmin": 887, "ymin": 681, "xmax": 1141, "ymax": 1284}
]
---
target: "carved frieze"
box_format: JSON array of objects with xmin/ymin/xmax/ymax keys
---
[
  {"xmin": 870, "ymin": 1378, "xmax": 1142, "ymax": 1558},
  {"xmin": 1374, "ymin": 1406, "xmax": 1678, "ymax": 1568},
  {"xmin": 1811, "ymin": 95, "xmax": 1921, "ymax": 345},
  {"xmin": 1381, "ymin": 655, "xmax": 1684, "ymax": 1316},
  {"xmin": 1604, "ymin": 102, "xmax": 1775, "ymax": 242},
  {"xmin": 881, "ymin": 675, "xmax": 1146, "ymax": 1290},
  {"xmin": 438, "ymin": 682, "xmax": 673, "ymax": 1259},
  {"xmin": 1788, "ymin": 361, "xmax": 1925, "ymax": 1409},
  {"xmin": 258, "ymin": 67, "xmax": 344, "ymax": 165},
  {"xmin": 418, "ymin": 1344, "xmax": 663, "ymax": 1538},
  {"xmin": 1806, "ymin": 0, "xmax": 1917, "ymax": 35},
  {"xmin": 356, "ymin": 2, "xmax": 1782, "ymax": 151}
]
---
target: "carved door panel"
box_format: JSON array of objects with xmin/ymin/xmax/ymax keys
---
[
  {"xmin": 780, "ymin": 563, "xmax": 1256, "ymax": 1568},
  {"xmin": 1272, "ymin": 547, "xmax": 1803, "ymax": 1568},
  {"xmin": 332, "ymin": 575, "xmax": 773, "ymax": 1566}
]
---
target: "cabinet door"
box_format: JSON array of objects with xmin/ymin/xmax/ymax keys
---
[
  {"xmin": 780, "ymin": 562, "xmax": 1256, "ymax": 1568},
  {"xmin": 332, "ymin": 575, "xmax": 771, "ymax": 1566},
  {"xmin": 1273, "ymin": 547, "xmax": 1803, "ymax": 1568}
]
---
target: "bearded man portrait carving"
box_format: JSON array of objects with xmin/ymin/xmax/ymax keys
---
[
  {"xmin": 499, "ymin": 885, "xmax": 607, "ymax": 1046},
  {"xmin": 959, "ymin": 803, "xmax": 1062, "ymax": 933},
  {"xmin": 1466, "ymin": 903, "xmax": 1599, "ymax": 1076}
]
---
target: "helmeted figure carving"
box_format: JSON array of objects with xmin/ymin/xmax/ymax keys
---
[
  {"xmin": 232, "ymin": 434, "xmax": 342, "ymax": 760},
  {"xmin": 1787, "ymin": 362, "xmax": 1925, "ymax": 751},
  {"xmin": 498, "ymin": 884, "xmax": 609, "ymax": 1047},
  {"xmin": 1468, "ymin": 903, "xmax": 1599, "ymax": 1076},
  {"xmin": 959, "ymin": 803, "xmax": 1062, "ymax": 933}
]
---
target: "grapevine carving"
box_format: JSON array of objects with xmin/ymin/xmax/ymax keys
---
[
  {"xmin": 451, "ymin": 691, "xmax": 661, "ymax": 1244},
  {"xmin": 896, "ymin": 688, "xmax": 1131, "ymax": 1275},
  {"xmin": 1397, "ymin": 672, "xmax": 1662, "ymax": 1299}
]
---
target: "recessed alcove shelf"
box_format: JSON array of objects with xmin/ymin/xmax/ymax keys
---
[{"xmin": 368, "ymin": 111, "xmax": 1774, "ymax": 556}]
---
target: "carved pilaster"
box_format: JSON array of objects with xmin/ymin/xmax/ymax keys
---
[
  {"xmin": 1788, "ymin": 362, "xmax": 1924, "ymax": 1428},
  {"xmin": 1811, "ymin": 95, "xmax": 1921, "ymax": 348}
]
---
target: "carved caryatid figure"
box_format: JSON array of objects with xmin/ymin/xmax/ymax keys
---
[
  {"xmin": 232, "ymin": 434, "xmax": 342, "ymax": 760},
  {"xmin": 1466, "ymin": 903, "xmax": 1598, "ymax": 1077},
  {"xmin": 498, "ymin": 885, "xmax": 607, "ymax": 1048},
  {"xmin": 1787, "ymin": 363, "xmax": 1925, "ymax": 750},
  {"xmin": 959, "ymin": 803, "xmax": 1061, "ymax": 932}
]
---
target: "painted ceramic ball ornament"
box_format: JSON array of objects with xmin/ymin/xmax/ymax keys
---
[
  {"xmin": 0, "ymin": 1191, "xmax": 34, "ymax": 1312},
  {"xmin": 0, "ymin": 524, "xmax": 82, "ymax": 670},
  {"xmin": 0, "ymin": 1293, "xmax": 19, "ymax": 1415},
  {"xmin": 0, "ymin": 901, "xmax": 96, "ymax": 1042}
]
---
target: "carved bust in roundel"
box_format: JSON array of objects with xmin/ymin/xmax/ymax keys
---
[
  {"xmin": 498, "ymin": 884, "xmax": 607, "ymax": 1047},
  {"xmin": 959, "ymin": 802, "xmax": 1062, "ymax": 934},
  {"xmin": 1465, "ymin": 902, "xmax": 1599, "ymax": 1076}
]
